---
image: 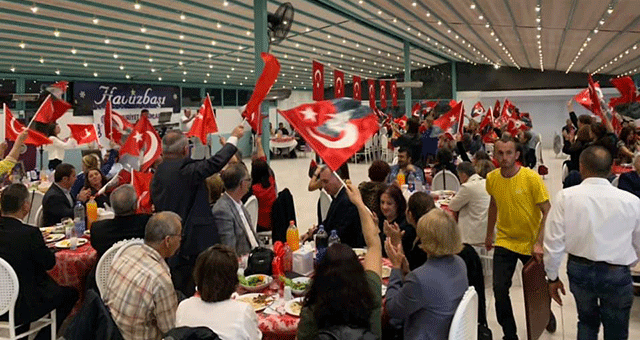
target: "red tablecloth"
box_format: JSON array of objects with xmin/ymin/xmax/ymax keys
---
[
  {"xmin": 612, "ymin": 165, "xmax": 634, "ymax": 175},
  {"xmin": 47, "ymin": 240, "xmax": 97, "ymax": 313}
]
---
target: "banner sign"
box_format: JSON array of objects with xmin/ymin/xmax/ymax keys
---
[{"xmin": 73, "ymin": 81, "xmax": 180, "ymax": 116}]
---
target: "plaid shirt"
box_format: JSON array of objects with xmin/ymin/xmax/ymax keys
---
[{"xmin": 104, "ymin": 244, "xmax": 177, "ymax": 340}]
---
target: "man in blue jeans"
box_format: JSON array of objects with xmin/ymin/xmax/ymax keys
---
[{"xmin": 545, "ymin": 146, "xmax": 640, "ymax": 339}]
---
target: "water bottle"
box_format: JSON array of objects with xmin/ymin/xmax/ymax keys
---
[
  {"xmin": 315, "ymin": 225, "xmax": 328, "ymax": 263},
  {"xmin": 328, "ymin": 230, "xmax": 341, "ymax": 247},
  {"xmin": 407, "ymin": 173, "xmax": 416, "ymax": 192},
  {"xmin": 73, "ymin": 201, "xmax": 86, "ymax": 248}
]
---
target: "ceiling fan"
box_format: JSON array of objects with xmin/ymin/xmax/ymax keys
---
[{"xmin": 267, "ymin": 2, "xmax": 294, "ymax": 52}]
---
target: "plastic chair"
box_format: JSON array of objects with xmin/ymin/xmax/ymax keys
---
[
  {"xmin": 354, "ymin": 137, "xmax": 373, "ymax": 163},
  {"xmin": 244, "ymin": 195, "xmax": 259, "ymax": 234},
  {"xmin": 23, "ymin": 191, "xmax": 44, "ymax": 226},
  {"xmin": 431, "ymin": 170, "xmax": 460, "ymax": 192},
  {"xmin": 612, "ymin": 175, "xmax": 620, "ymax": 187},
  {"xmin": 0, "ymin": 258, "xmax": 56, "ymax": 340},
  {"xmin": 380, "ymin": 134, "xmax": 390, "ymax": 162},
  {"xmin": 34, "ymin": 207, "xmax": 44, "ymax": 228},
  {"xmin": 448, "ymin": 286, "xmax": 478, "ymax": 340},
  {"xmin": 319, "ymin": 190, "xmax": 332, "ymax": 222},
  {"xmin": 562, "ymin": 163, "xmax": 569, "ymax": 182},
  {"xmin": 95, "ymin": 238, "xmax": 140, "ymax": 298}
]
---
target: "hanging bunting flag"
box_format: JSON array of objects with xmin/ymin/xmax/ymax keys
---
[
  {"xmin": 334, "ymin": 69, "xmax": 344, "ymax": 98},
  {"xmin": 379, "ymin": 80, "xmax": 387, "ymax": 109},
  {"xmin": 242, "ymin": 52, "xmax": 280, "ymax": 134},
  {"xmin": 391, "ymin": 80, "xmax": 398, "ymax": 107},
  {"xmin": 277, "ymin": 98, "xmax": 379, "ymax": 171},
  {"xmin": 353, "ymin": 76, "xmax": 362, "ymax": 101},
  {"xmin": 368, "ymin": 79, "xmax": 376, "ymax": 108},
  {"xmin": 312, "ymin": 60, "xmax": 324, "ymax": 101}
]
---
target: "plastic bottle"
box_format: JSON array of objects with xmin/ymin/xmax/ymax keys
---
[
  {"xmin": 407, "ymin": 173, "xmax": 416, "ymax": 192},
  {"xmin": 283, "ymin": 244, "xmax": 293, "ymax": 273},
  {"xmin": 73, "ymin": 201, "xmax": 86, "ymax": 239},
  {"xmin": 86, "ymin": 197, "xmax": 98, "ymax": 230},
  {"xmin": 328, "ymin": 230, "xmax": 341, "ymax": 247},
  {"xmin": 285, "ymin": 220, "xmax": 300, "ymax": 251},
  {"xmin": 315, "ymin": 225, "xmax": 328, "ymax": 263},
  {"xmin": 396, "ymin": 172, "xmax": 405, "ymax": 186}
]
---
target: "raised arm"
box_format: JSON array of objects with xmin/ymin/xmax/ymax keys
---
[
  {"xmin": 344, "ymin": 181, "xmax": 381, "ymax": 277},
  {"xmin": 6, "ymin": 130, "xmax": 28, "ymax": 162}
]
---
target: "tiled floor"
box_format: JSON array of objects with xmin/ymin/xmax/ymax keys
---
[{"xmin": 264, "ymin": 149, "xmax": 640, "ymax": 339}]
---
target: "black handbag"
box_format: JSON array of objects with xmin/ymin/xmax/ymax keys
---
[
  {"xmin": 244, "ymin": 247, "xmax": 274, "ymax": 276},
  {"xmin": 478, "ymin": 323, "xmax": 493, "ymax": 340}
]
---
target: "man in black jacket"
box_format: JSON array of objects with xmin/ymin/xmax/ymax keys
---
[
  {"xmin": 318, "ymin": 166, "xmax": 364, "ymax": 248},
  {"xmin": 0, "ymin": 184, "xmax": 77, "ymax": 340},
  {"xmin": 91, "ymin": 184, "xmax": 150, "ymax": 259},
  {"xmin": 151, "ymin": 124, "xmax": 244, "ymax": 295},
  {"xmin": 42, "ymin": 163, "xmax": 89, "ymax": 227}
]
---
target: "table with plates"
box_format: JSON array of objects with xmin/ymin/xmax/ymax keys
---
[{"xmin": 270, "ymin": 136, "xmax": 298, "ymax": 155}]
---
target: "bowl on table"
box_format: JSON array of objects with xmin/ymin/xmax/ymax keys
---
[
  {"xmin": 289, "ymin": 277, "xmax": 311, "ymax": 295},
  {"xmin": 239, "ymin": 274, "xmax": 273, "ymax": 292}
]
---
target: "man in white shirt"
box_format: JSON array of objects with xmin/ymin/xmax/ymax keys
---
[
  {"xmin": 544, "ymin": 145, "xmax": 640, "ymax": 340},
  {"xmin": 448, "ymin": 162, "xmax": 490, "ymax": 245},
  {"xmin": 212, "ymin": 163, "xmax": 258, "ymax": 256}
]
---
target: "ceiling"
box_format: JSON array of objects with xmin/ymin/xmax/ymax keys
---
[{"xmin": 1, "ymin": 0, "xmax": 639, "ymax": 89}]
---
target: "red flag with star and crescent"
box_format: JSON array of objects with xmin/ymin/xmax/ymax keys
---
[
  {"xmin": 479, "ymin": 107, "xmax": 493, "ymax": 131},
  {"xmin": 433, "ymin": 101, "xmax": 464, "ymax": 133},
  {"xmin": 68, "ymin": 124, "xmax": 99, "ymax": 145},
  {"xmin": 390, "ymin": 80, "xmax": 398, "ymax": 107},
  {"xmin": 105, "ymin": 99, "xmax": 134, "ymax": 145},
  {"xmin": 312, "ymin": 61, "xmax": 324, "ymax": 101},
  {"xmin": 120, "ymin": 114, "xmax": 162, "ymax": 172},
  {"xmin": 242, "ymin": 53, "xmax": 280, "ymax": 134},
  {"xmin": 367, "ymin": 79, "xmax": 376, "ymax": 108},
  {"xmin": 609, "ymin": 76, "xmax": 640, "ymax": 107},
  {"xmin": 3, "ymin": 104, "xmax": 51, "ymax": 146},
  {"xmin": 471, "ymin": 102, "xmax": 485, "ymax": 119},
  {"xmin": 353, "ymin": 76, "xmax": 362, "ymax": 101},
  {"xmin": 132, "ymin": 170, "xmax": 154, "ymax": 214},
  {"xmin": 380, "ymin": 81, "xmax": 387, "ymax": 109},
  {"xmin": 189, "ymin": 93, "xmax": 219, "ymax": 144},
  {"xmin": 587, "ymin": 75, "xmax": 604, "ymax": 119},
  {"xmin": 278, "ymin": 98, "xmax": 379, "ymax": 171},
  {"xmin": 33, "ymin": 94, "xmax": 72, "ymax": 124},
  {"xmin": 334, "ymin": 70, "xmax": 344, "ymax": 98},
  {"xmin": 46, "ymin": 81, "xmax": 68, "ymax": 99}
]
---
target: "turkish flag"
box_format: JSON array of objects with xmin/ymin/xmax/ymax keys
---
[
  {"xmin": 189, "ymin": 93, "xmax": 219, "ymax": 144},
  {"xmin": 242, "ymin": 53, "xmax": 280, "ymax": 134},
  {"xmin": 471, "ymin": 102, "xmax": 485, "ymax": 118},
  {"xmin": 501, "ymin": 99, "xmax": 514, "ymax": 120},
  {"xmin": 479, "ymin": 107, "xmax": 493, "ymax": 130},
  {"xmin": 33, "ymin": 95, "xmax": 72, "ymax": 124},
  {"xmin": 380, "ymin": 81, "xmax": 387, "ymax": 109},
  {"xmin": 68, "ymin": 124, "xmax": 99, "ymax": 145},
  {"xmin": 120, "ymin": 114, "xmax": 162, "ymax": 172},
  {"xmin": 609, "ymin": 76, "xmax": 639, "ymax": 107},
  {"xmin": 367, "ymin": 79, "xmax": 376, "ymax": 108},
  {"xmin": 105, "ymin": 100, "xmax": 134, "ymax": 145},
  {"xmin": 493, "ymin": 100, "xmax": 501, "ymax": 119},
  {"xmin": 457, "ymin": 103, "xmax": 466, "ymax": 136},
  {"xmin": 4, "ymin": 104, "xmax": 51, "ymax": 146},
  {"xmin": 312, "ymin": 61, "xmax": 324, "ymax": 101},
  {"xmin": 46, "ymin": 81, "xmax": 68, "ymax": 99},
  {"xmin": 506, "ymin": 118, "xmax": 529, "ymax": 136},
  {"xmin": 393, "ymin": 116, "xmax": 408, "ymax": 129},
  {"xmin": 588, "ymin": 75, "xmax": 604, "ymax": 119},
  {"xmin": 132, "ymin": 170, "xmax": 154, "ymax": 214},
  {"xmin": 413, "ymin": 100, "xmax": 438, "ymax": 117},
  {"xmin": 353, "ymin": 76, "xmax": 362, "ymax": 101},
  {"xmin": 433, "ymin": 101, "xmax": 464, "ymax": 133},
  {"xmin": 334, "ymin": 70, "xmax": 344, "ymax": 98},
  {"xmin": 277, "ymin": 98, "xmax": 379, "ymax": 171},
  {"xmin": 390, "ymin": 80, "xmax": 398, "ymax": 107}
]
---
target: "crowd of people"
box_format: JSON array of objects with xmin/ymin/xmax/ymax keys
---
[{"xmin": 1, "ymin": 95, "xmax": 640, "ymax": 340}]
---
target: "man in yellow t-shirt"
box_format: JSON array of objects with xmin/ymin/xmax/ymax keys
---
[{"xmin": 485, "ymin": 136, "xmax": 551, "ymax": 340}]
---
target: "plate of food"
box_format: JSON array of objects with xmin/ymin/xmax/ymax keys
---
[
  {"xmin": 381, "ymin": 284, "xmax": 387, "ymax": 297},
  {"xmin": 437, "ymin": 198, "xmax": 452, "ymax": 206},
  {"xmin": 44, "ymin": 233, "xmax": 65, "ymax": 243},
  {"xmin": 236, "ymin": 293, "xmax": 276, "ymax": 312},
  {"xmin": 288, "ymin": 277, "xmax": 311, "ymax": 295},
  {"xmin": 40, "ymin": 225, "xmax": 65, "ymax": 234},
  {"xmin": 84, "ymin": 229, "xmax": 91, "ymax": 236},
  {"xmin": 284, "ymin": 297, "xmax": 304, "ymax": 317},
  {"xmin": 238, "ymin": 274, "xmax": 273, "ymax": 292},
  {"xmin": 55, "ymin": 238, "xmax": 88, "ymax": 249},
  {"xmin": 353, "ymin": 248, "xmax": 367, "ymax": 257},
  {"xmin": 382, "ymin": 265, "xmax": 392, "ymax": 279}
]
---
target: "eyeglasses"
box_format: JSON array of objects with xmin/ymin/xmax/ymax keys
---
[{"xmin": 243, "ymin": 177, "xmax": 252, "ymax": 182}]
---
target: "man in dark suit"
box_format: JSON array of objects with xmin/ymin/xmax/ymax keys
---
[
  {"xmin": 318, "ymin": 166, "xmax": 364, "ymax": 248},
  {"xmin": 91, "ymin": 184, "xmax": 150, "ymax": 259},
  {"xmin": 212, "ymin": 163, "xmax": 258, "ymax": 256},
  {"xmin": 42, "ymin": 163, "xmax": 88, "ymax": 227},
  {"xmin": 151, "ymin": 124, "xmax": 244, "ymax": 295},
  {"xmin": 0, "ymin": 184, "xmax": 77, "ymax": 340}
]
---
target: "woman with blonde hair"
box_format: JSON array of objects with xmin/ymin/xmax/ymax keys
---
[{"xmin": 385, "ymin": 209, "xmax": 468, "ymax": 340}]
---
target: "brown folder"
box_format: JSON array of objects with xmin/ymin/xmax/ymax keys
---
[{"xmin": 522, "ymin": 258, "xmax": 551, "ymax": 340}]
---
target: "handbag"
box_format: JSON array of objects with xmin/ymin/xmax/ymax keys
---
[
  {"xmin": 244, "ymin": 247, "xmax": 274, "ymax": 276},
  {"xmin": 478, "ymin": 323, "xmax": 492, "ymax": 340}
]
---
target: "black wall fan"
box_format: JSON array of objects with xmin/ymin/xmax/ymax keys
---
[{"xmin": 267, "ymin": 2, "xmax": 294, "ymax": 49}]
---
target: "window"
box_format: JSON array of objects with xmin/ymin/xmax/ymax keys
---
[
  {"xmin": 0, "ymin": 78, "xmax": 17, "ymax": 109},
  {"xmin": 223, "ymin": 89, "xmax": 237, "ymax": 107},
  {"xmin": 237, "ymin": 90, "xmax": 251, "ymax": 106},
  {"xmin": 181, "ymin": 87, "xmax": 201, "ymax": 107},
  {"xmin": 206, "ymin": 88, "xmax": 222, "ymax": 106}
]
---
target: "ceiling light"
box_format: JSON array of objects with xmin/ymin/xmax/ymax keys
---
[
  {"xmin": 39, "ymin": 57, "xmax": 44, "ymax": 63},
  {"xmin": 83, "ymin": 62, "xmax": 88, "ymax": 67},
  {"xmin": 223, "ymin": 1, "xmax": 229, "ymax": 6},
  {"xmin": 594, "ymin": 29, "xmax": 598, "ymax": 33},
  {"xmin": 104, "ymin": 38, "xmax": 110, "ymax": 44},
  {"xmin": 246, "ymin": 31, "xmax": 251, "ymax": 36},
  {"xmin": 92, "ymin": 17, "xmax": 99, "ymax": 24},
  {"xmin": 607, "ymin": 8, "xmax": 613, "ymax": 14},
  {"xmin": 119, "ymin": 65, "xmax": 124, "ymax": 70},
  {"xmin": 393, "ymin": 18, "xmax": 397, "ymax": 23},
  {"xmin": 94, "ymin": 72, "xmax": 98, "ymax": 77},
  {"xmin": 30, "ymin": 5, "xmax": 38, "ymax": 13},
  {"xmin": 179, "ymin": 49, "xmax": 184, "ymax": 54},
  {"xmin": 134, "ymin": 2, "xmax": 141, "ymax": 10},
  {"xmin": 71, "ymin": 48, "xmax": 77, "ymax": 54},
  {"xmin": 216, "ymin": 22, "xmax": 221, "ymax": 29},
  {"xmin": 158, "ymin": 77, "xmax": 162, "ymax": 81},
  {"xmin": 179, "ymin": 34, "xmax": 184, "ymax": 40},
  {"xmin": 412, "ymin": 2, "xmax": 416, "ymax": 6},
  {"xmin": 478, "ymin": 15, "xmax": 483, "ymax": 20},
  {"xmin": 145, "ymin": 44, "xmax": 150, "ymax": 49},
  {"xmin": 207, "ymin": 73, "xmax": 210, "ymax": 77},
  {"xmin": 178, "ymin": 61, "xmax": 183, "ymax": 66},
  {"xmin": 10, "ymin": 67, "xmax": 15, "ymax": 72},
  {"xmin": 148, "ymin": 58, "xmax": 153, "ymax": 62},
  {"xmin": 180, "ymin": 13, "xmax": 186, "ymax": 20},
  {"xmin": 55, "ymin": 70, "xmax": 60, "ymax": 75},
  {"xmin": 53, "ymin": 29, "xmax": 60, "ymax": 37},
  {"xmin": 209, "ymin": 65, "xmax": 213, "ymax": 68},
  {"xmin": 437, "ymin": 21, "xmax": 442, "ymax": 25},
  {"xmin": 126, "ymin": 74, "xmax": 130, "ymax": 79},
  {"xmin": 151, "ymin": 68, "xmax": 155, "ymax": 72},
  {"xmin": 19, "ymin": 42, "xmax": 25, "ymax": 49},
  {"xmin": 113, "ymin": 53, "xmax": 118, "ymax": 59},
  {"xmin": 140, "ymin": 26, "xmax": 147, "ymax": 33}
]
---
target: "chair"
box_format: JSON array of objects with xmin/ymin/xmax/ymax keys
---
[
  {"xmin": 535, "ymin": 141, "xmax": 543, "ymax": 167},
  {"xmin": 0, "ymin": 258, "xmax": 56, "ymax": 340},
  {"xmin": 448, "ymin": 286, "xmax": 478, "ymax": 340},
  {"xmin": 354, "ymin": 137, "xmax": 373, "ymax": 163},
  {"xmin": 319, "ymin": 190, "xmax": 332, "ymax": 222},
  {"xmin": 23, "ymin": 191, "xmax": 44, "ymax": 226},
  {"xmin": 380, "ymin": 134, "xmax": 391, "ymax": 162},
  {"xmin": 95, "ymin": 239, "xmax": 137, "ymax": 298},
  {"xmin": 371, "ymin": 133, "xmax": 380, "ymax": 160},
  {"xmin": 562, "ymin": 163, "xmax": 569, "ymax": 182},
  {"xmin": 431, "ymin": 170, "xmax": 460, "ymax": 192},
  {"xmin": 612, "ymin": 175, "xmax": 620, "ymax": 187},
  {"xmin": 244, "ymin": 196, "xmax": 259, "ymax": 234},
  {"xmin": 34, "ymin": 206, "xmax": 44, "ymax": 228},
  {"xmin": 113, "ymin": 239, "xmax": 145, "ymax": 264}
]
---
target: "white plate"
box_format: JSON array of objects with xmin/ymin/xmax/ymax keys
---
[
  {"xmin": 55, "ymin": 238, "xmax": 88, "ymax": 249},
  {"xmin": 381, "ymin": 284, "xmax": 387, "ymax": 297},
  {"xmin": 84, "ymin": 229, "xmax": 91, "ymax": 236},
  {"xmin": 239, "ymin": 274, "xmax": 273, "ymax": 292},
  {"xmin": 284, "ymin": 297, "xmax": 304, "ymax": 317},
  {"xmin": 235, "ymin": 293, "xmax": 276, "ymax": 312},
  {"xmin": 44, "ymin": 234, "xmax": 65, "ymax": 243},
  {"xmin": 381, "ymin": 265, "xmax": 392, "ymax": 279},
  {"xmin": 290, "ymin": 277, "xmax": 311, "ymax": 295},
  {"xmin": 353, "ymin": 248, "xmax": 367, "ymax": 257}
]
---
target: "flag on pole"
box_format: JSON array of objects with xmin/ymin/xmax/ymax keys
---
[
  {"xmin": 471, "ymin": 101, "xmax": 485, "ymax": 119},
  {"xmin": 609, "ymin": 76, "xmax": 640, "ymax": 107},
  {"xmin": 380, "ymin": 80, "xmax": 387, "ymax": 109},
  {"xmin": 242, "ymin": 53, "xmax": 280, "ymax": 134},
  {"xmin": 368, "ymin": 79, "xmax": 376, "ymax": 108},
  {"xmin": 353, "ymin": 76, "xmax": 362, "ymax": 101},
  {"xmin": 3, "ymin": 104, "xmax": 52, "ymax": 146},
  {"xmin": 132, "ymin": 170, "xmax": 154, "ymax": 214},
  {"xmin": 278, "ymin": 98, "xmax": 379, "ymax": 171},
  {"xmin": 390, "ymin": 80, "xmax": 398, "ymax": 107},
  {"xmin": 45, "ymin": 81, "xmax": 68, "ymax": 99},
  {"xmin": 104, "ymin": 100, "xmax": 134, "ymax": 145},
  {"xmin": 433, "ymin": 101, "xmax": 464, "ymax": 133},
  {"xmin": 312, "ymin": 61, "xmax": 324, "ymax": 101},
  {"xmin": 588, "ymin": 75, "xmax": 604, "ymax": 119},
  {"xmin": 334, "ymin": 70, "xmax": 344, "ymax": 98},
  {"xmin": 32, "ymin": 95, "xmax": 72, "ymax": 124},
  {"xmin": 188, "ymin": 93, "xmax": 219, "ymax": 144},
  {"xmin": 120, "ymin": 115, "xmax": 162, "ymax": 172},
  {"xmin": 68, "ymin": 124, "xmax": 99, "ymax": 145}
]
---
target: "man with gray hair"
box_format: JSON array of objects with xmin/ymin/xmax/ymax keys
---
[
  {"xmin": 448, "ymin": 161, "xmax": 490, "ymax": 245},
  {"xmin": 212, "ymin": 163, "xmax": 258, "ymax": 256},
  {"xmin": 91, "ymin": 184, "xmax": 150, "ymax": 258},
  {"xmin": 151, "ymin": 124, "xmax": 244, "ymax": 295},
  {"xmin": 105, "ymin": 211, "xmax": 183, "ymax": 340}
]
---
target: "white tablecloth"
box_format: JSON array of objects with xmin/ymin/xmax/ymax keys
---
[{"xmin": 270, "ymin": 138, "xmax": 298, "ymax": 154}]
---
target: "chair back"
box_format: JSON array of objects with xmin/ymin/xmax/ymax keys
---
[
  {"xmin": 448, "ymin": 286, "xmax": 478, "ymax": 340},
  {"xmin": 244, "ymin": 195, "xmax": 259, "ymax": 234},
  {"xmin": 431, "ymin": 170, "xmax": 460, "ymax": 192},
  {"xmin": 319, "ymin": 190, "xmax": 332, "ymax": 222},
  {"xmin": 113, "ymin": 239, "xmax": 145, "ymax": 263},
  {"xmin": 535, "ymin": 141, "xmax": 543, "ymax": 165},
  {"xmin": 34, "ymin": 206, "xmax": 44, "ymax": 228},
  {"xmin": 24, "ymin": 191, "xmax": 44, "ymax": 226},
  {"xmin": 96, "ymin": 239, "xmax": 141, "ymax": 298},
  {"xmin": 612, "ymin": 175, "xmax": 620, "ymax": 187},
  {"xmin": 0, "ymin": 258, "xmax": 18, "ymax": 318}
]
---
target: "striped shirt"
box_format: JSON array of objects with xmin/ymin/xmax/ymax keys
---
[{"xmin": 104, "ymin": 244, "xmax": 177, "ymax": 340}]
